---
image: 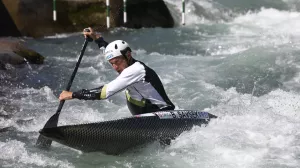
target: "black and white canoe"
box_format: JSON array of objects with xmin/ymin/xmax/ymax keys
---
[{"xmin": 39, "ymin": 110, "xmax": 217, "ymax": 154}]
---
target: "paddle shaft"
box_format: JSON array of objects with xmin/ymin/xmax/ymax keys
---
[
  {"xmin": 36, "ymin": 38, "xmax": 90, "ymax": 148},
  {"xmin": 51, "ymin": 38, "xmax": 89, "ymax": 121},
  {"xmin": 56, "ymin": 40, "xmax": 88, "ymax": 115}
]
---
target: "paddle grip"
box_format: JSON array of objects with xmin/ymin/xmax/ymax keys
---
[{"xmin": 84, "ymin": 28, "xmax": 93, "ymax": 42}]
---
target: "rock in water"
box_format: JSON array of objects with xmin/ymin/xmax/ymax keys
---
[{"xmin": 0, "ymin": 39, "xmax": 44, "ymax": 66}]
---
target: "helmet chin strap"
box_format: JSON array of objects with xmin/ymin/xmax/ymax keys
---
[
  {"xmin": 127, "ymin": 56, "xmax": 133, "ymax": 66},
  {"xmin": 123, "ymin": 52, "xmax": 133, "ymax": 66}
]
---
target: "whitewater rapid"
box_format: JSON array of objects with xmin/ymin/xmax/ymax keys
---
[{"xmin": 1, "ymin": 0, "xmax": 300, "ymax": 167}]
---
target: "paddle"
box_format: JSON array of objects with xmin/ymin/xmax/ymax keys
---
[{"xmin": 36, "ymin": 35, "xmax": 92, "ymax": 148}]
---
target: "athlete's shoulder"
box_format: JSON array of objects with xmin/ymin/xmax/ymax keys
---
[
  {"xmin": 120, "ymin": 61, "xmax": 145, "ymax": 78},
  {"xmin": 129, "ymin": 61, "xmax": 145, "ymax": 71},
  {"xmin": 135, "ymin": 60, "xmax": 147, "ymax": 67},
  {"xmin": 135, "ymin": 60, "xmax": 157, "ymax": 73}
]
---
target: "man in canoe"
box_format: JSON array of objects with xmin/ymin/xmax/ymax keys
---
[{"xmin": 59, "ymin": 27, "xmax": 175, "ymax": 115}]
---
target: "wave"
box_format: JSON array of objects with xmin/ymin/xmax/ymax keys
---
[
  {"xmin": 44, "ymin": 32, "xmax": 81, "ymax": 39},
  {"xmin": 230, "ymin": 8, "xmax": 300, "ymax": 37},
  {"xmin": 0, "ymin": 140, "xmax": 74, "ymax": 168},
  {"xmin": 164, "ymin": 0, "xmax": 300, "ymax": 24}
]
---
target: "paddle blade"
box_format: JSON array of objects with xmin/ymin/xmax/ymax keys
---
[
  {"xmin": 35, "ymin": 113, "xmax": 59, "ymax": 148},
  {"xmin": 36, "ymin": 134, "xmax": 53, "ymax": 148},
  {"xmin": 43, "ymin": 113, "xmax": 60, "ymax": 128}
]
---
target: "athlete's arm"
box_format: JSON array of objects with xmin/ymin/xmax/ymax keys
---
[
  {"xmin": 59, "ymin": 86, "xmax": 104, "ymax": 101},
  {"xmin": 72, "ymin": 86, "xmax": 104, "ymax": 100},
  {"xmin": 69, "ymin": 62, "xmax": 145, "ymax": 100},
  {"xmin": 65, "ymin": 64, "xmax": 143, "ymax": 100},
  {"xmin": 94, "ymin": 37, "xmax": 108, "ymax": 49}
]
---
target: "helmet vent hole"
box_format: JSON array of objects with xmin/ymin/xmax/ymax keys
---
[
  {"xmin": 122, "ymin": 41, "xmax": 125, "ymax": 44},
  {"xmin": 115, "ymin": 44, "xmax": 118, "ymax": 49}
]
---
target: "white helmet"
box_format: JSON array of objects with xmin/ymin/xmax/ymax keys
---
[{"xmin": 104, "ymin": 40, "xmax": 131, "ymax": 61}]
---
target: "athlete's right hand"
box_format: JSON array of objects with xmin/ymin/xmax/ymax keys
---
[
  {"xmin": 59, "ymin": 91, "xmax": 73, "ymax": 101},
  {"xmin": 83, "ymin": 27, "xmax": 97, "ymax": 40}
]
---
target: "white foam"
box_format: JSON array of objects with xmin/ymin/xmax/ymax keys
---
[
  {"xmin": 0, "ymin": 118, "xmax": 14, "ymax": 129},
  {"xmin": 210, "ymin": 45, "xmax": 249, "ymax": 56},
  {"xmin": 78, "ymin": 66, "xmax": 99, "ymax": 75},
  {"xmin": 143, "ymin": 84, "xmax": 299, "ymax": 167},
  {"xmin": 230, "ymin": 8, "xmax": 300, "ymax": 39},
  {"xmin": 265, "ymin": 89, "xmax": 300, "ymax": 119},
  {"xmin": 0, "ymin": 140, "xmax": 74, "ymax": 168},
  {"xmin": 162, "ymin": 105, "xmax": 299, "ymax": 167},
  {"xmin": 3, "ymin": 86, "xmax": 58, "ymax": 132},
  {"xmin": 51, "ymin": 57, "xmax": 78, "ymax": 62},
  {"xmin": 40, "ymin": 86, "xmax": 57, "ymax": 102},
  {"xmin": 45, "ymin": 32, "xmax": 81, "ymax": 39},
  {"xmin": 164, "ymin": 0, "xmax": 232, "ymax": 25}
]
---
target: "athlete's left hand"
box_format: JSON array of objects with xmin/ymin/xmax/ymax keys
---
[{"xmin": 59, "ymin": 90, "xmax": 73, "ymax": 100}]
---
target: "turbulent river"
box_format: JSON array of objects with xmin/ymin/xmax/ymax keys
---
[{"xmin": 1, "ymin": 0, "xmax": 300, "ymax": 167}]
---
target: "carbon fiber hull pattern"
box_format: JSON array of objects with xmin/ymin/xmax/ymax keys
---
[{"xmin": 39, "ymin": 110, "xmax": 217, "ymax": 154}]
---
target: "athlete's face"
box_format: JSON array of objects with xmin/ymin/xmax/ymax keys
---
[{"xmin": 109, "ymin": 56, "xmax": 129, "ymax": 74}]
